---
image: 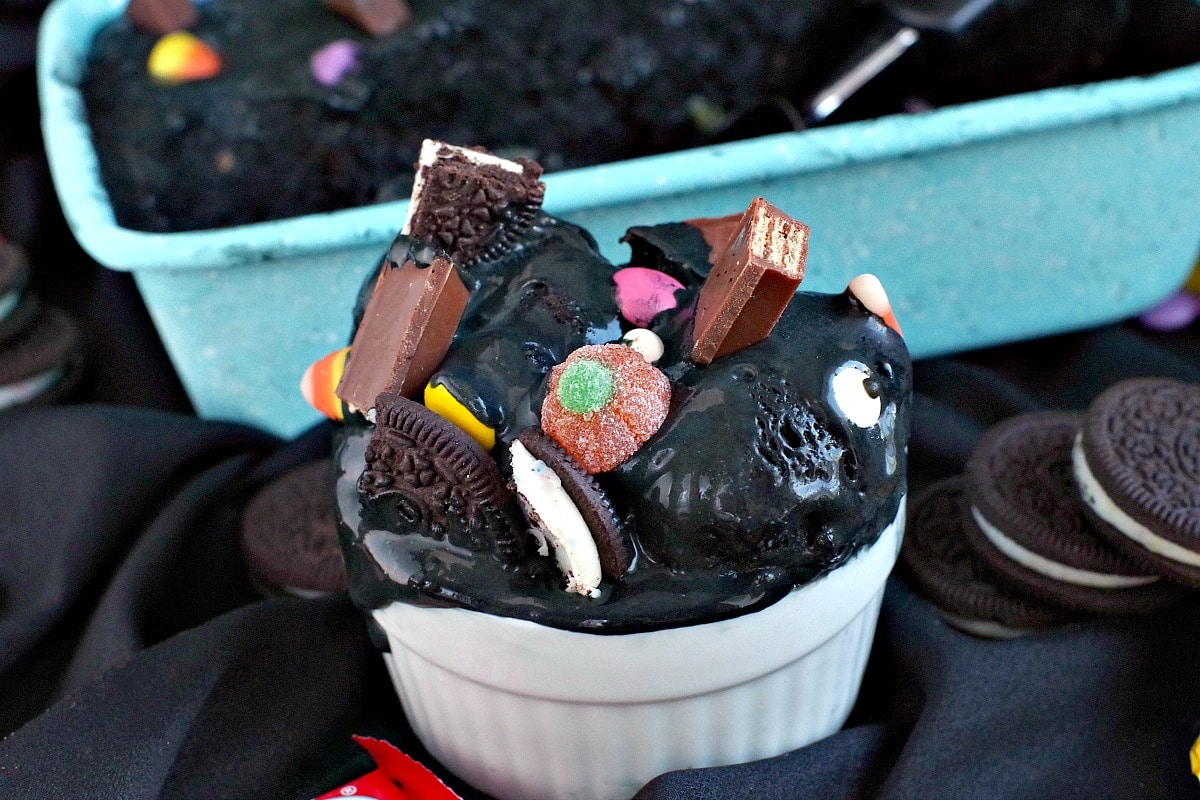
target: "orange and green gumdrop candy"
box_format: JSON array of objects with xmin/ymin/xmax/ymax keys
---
[{"xmin": 541, "ymin": 344, "xmax": 670, "ymax": 474}]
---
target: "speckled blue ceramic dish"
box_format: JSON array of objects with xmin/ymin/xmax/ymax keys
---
[{"xmin": 39, "ymin": 0, "xmax": 1200, "ymax": 437}]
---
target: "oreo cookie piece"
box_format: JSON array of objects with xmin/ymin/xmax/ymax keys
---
[
  {"xmin": 0, "ymin": 306, "xmax": 83, "ymax": 412},
  {"xmin": 516, "ymin": 427, "xmax": 632, "ymax": 581},
  {"xmin": 0, "ymin": 290, "xmax": 40, "ymax": 346},
  {"xmin": 1072, "ymin": 378, "xmax": 1200, "ymax": 588},
  {"xmin": 241, "ymin": 459, "xmax": 348, "ymax": 598},
  {"xmin": 964, "ymin": 411, "xmax": 1183, "ymax": 614},
  {"xmin": 0, "ymin": 239, "xmax": 30, "ymax": 326},
  {"xmin": 403, "ymin": 140, "xmax": 545, "ymax": 268},
  {"xmin": 362, "ymin": 393, "xmax": 524, "ymax": 563},
  {"xmin": 900, "ymin": 477, "xmax": 1074, "ymax": 638}
]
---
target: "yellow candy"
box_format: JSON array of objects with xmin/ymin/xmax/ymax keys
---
[
  {"xmin": 1185, "ymin": 257, "xmax": 1200, "ymax": 296},
  {"xmin": 1192, "ymin": 733, "xmax": 1200, "ymax": 782},
  {"xmin": 425, "ymin": 381, "xmax": 495, "ymax": 451},
  {"xmin": 148, "ymin": 32, "xmax": 222, "ymax": 84}
]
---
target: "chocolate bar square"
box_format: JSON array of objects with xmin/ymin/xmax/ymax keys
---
[{"xmin": 336, "ymin": 244, "xmax": 468, "ymax": 411}]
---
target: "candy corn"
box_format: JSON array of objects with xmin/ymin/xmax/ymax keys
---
[
  {"xmin": 147, "ymin": 31, "xmax": 222, "ymax": 84},
  {"xmin": 848, "ymin": 273, "xmax": 902, "ymax": 336},
  {"xmin": 301, "ymin": 346, "xmax": 350, "ymax": 421}
]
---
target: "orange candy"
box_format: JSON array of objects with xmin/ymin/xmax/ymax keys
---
[
  {"xmin": 301, "ymin": 347, "xmax": 351, "ymax": 421},
  {"xmin": 541, "ymin": 344, "xmax": 670, "ymax": 474}
]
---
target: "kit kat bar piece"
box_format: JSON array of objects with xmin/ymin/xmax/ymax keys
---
[
  {"xmin": 336, "ymin": 242, "xmax": 468, "ymax": 413},
  {"xmin": 686, "ymin": 213, "xmax": 744, "ymax": 265},
  {"xmin": 689, "ymin": 198, "xmax": 809, "ymax": 366},
  {"xmin": 323, "ymin": 0, "xmax": 411, "ymax": 37},
  {"xmin": 126, "ymin": 0, "xmax": 197, "ymax": 35}
]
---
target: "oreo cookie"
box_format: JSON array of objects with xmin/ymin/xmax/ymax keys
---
[
  {"xmin": 516, "ymin": 427, "xmax": 632, "ymax": 580},
  {"xmin": 241, "ymin": 459, "xmax": 348, "ymax": 598},
  {"xmin": 0, "ymin": 306, "xmax": 83, "ymax": 412},
  {"xmin": 404, "ymin": 141, "xmax": 546, "ymax": 267},
  {"xmin": 964, "ymin": 411, "xmax": 1183, "ymax": 614},
  {"xmin": 0, "ymin": 291, "xmax": 40, "ymax": 346},
  {"xmin": 1072, "ymin": 378, "xmax": 1200, "ymax": 588},
  {"xmin": 0, "ymin": 239, "xmax": 29, "ymax": 325},
  {"xmin": 900, "ymin": 477, "xmax": 1074, "ymax": 638},
  {"xmin": 362, "ymin": 393, "xmax": 524, "ymax": 563}
]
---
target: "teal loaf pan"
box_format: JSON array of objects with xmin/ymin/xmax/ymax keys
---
[{"xmin": 39, "ymin": 0, "xmax": 1200, "ymax": 438}]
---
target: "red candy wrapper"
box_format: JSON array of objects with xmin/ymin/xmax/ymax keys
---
[{"xmin": 312, "ymin": 736, "xmax": 461, "ymax": 800}]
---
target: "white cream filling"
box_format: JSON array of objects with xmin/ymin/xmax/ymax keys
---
[
  {"xmin": 0, "ymin": 366, "xmax": 63, "ymax": 410},
  {"xmin": 830, "ymin": 362, "xmax": 881, "ymax": 428},
  {"xmin": 970, "ymin": 506, "xmax": 1158, "ymax": 589},
  {"xmin": 282, "ymin": 585, "xmax": 331, "ymax": 600},
  {"xmin": 402, "ymin": 139, "xmax": 526, "ymax": 235},
  {"xmin": 0, "ymin": 289, "xmax": 18, "ymax": 322},
  {"xmin": 1072, "ymin": 434, "xmax": 1200, "ymax": 568},
  {"xmin": 934, "ymin": 608, "xmax": 1031, "ymax": 640},
  {"xmin": 509, "ymin": 440, "xmax": 603, "ymax": 598}
]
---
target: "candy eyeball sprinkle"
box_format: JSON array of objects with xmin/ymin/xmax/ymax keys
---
[{"xmin": 830, "ymin": 361, "xmax": 881, "ymax": 428}]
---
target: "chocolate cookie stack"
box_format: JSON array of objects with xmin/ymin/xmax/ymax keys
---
[
  {"xmin": 0, "ymin": 239, "xmax": 84, "ymax": 413},
  {"xmin": 901, "ymin": 378, "xmax": 1200, "ymax": 638}
]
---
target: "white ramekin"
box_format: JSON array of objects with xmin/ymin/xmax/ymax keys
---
[{"xmin": 373, "ymin": 498, "xmax": 905, "ymax": 800}]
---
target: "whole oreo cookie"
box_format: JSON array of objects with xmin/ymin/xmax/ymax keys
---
[
  {"xmin": 900, "ymin": 477, "xmax": 1074, "ymax": 638},
  {"xmin": 1072, "ymin": 378, "xmax": 1200, "ymax": 588},
  {"xmin": 963, "ymin": 411, "xmax": 1183, "ymax": 614},
  {"xmin": 516, "ymin": 427, "xmax": 632, "ymax": 580},
  {"xmin": 241, "ymin": 459, "xmax": 348, "ymax": 598},
  {"xmin": 0, "ymin": 306, "xmax": 83, "ymax": 412}
]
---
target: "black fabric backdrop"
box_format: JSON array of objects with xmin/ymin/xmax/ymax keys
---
[{"xmin": 3, "ymin": 8, "xmax": 1200, "ymax": 798}]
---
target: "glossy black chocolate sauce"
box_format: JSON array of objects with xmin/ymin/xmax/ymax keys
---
[{"xmin": 335, "ymin": 212, "xmax": 910, "ymax": 633}]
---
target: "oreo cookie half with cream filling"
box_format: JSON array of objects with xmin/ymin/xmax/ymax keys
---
[
  {"xmin": 1072, "ymin": 378, "xmax": 1200, "ymax": 588},
  {"xmin": 0, "ymin": 306, "xmax": 83, "ymax": 412},
  {"xmin": 900, "ymin": 477, "xmax": 1074, "ymax": 638},
  {"xmin": 510, "ymin": 427, "xmax": 632, "ymax": 597},
  {"xmin": 963, "ymin": 411, "xmax": 1184, "ymax": 614},
  {"xmin": 401, "ymin": 139, "xmax": 544, "ymax": 268}
]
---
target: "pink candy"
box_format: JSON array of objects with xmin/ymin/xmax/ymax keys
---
[
  {"xmin": 310, "ymin": 39, "xmax": 362, "ymax": 87},
  {"xmin": 613, "ymin": 267, "xmax": 684, "ymax": 327},
  {"xmin": 1137, "ymin": 290, "xmax": 1200, "ymax": 332}
]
